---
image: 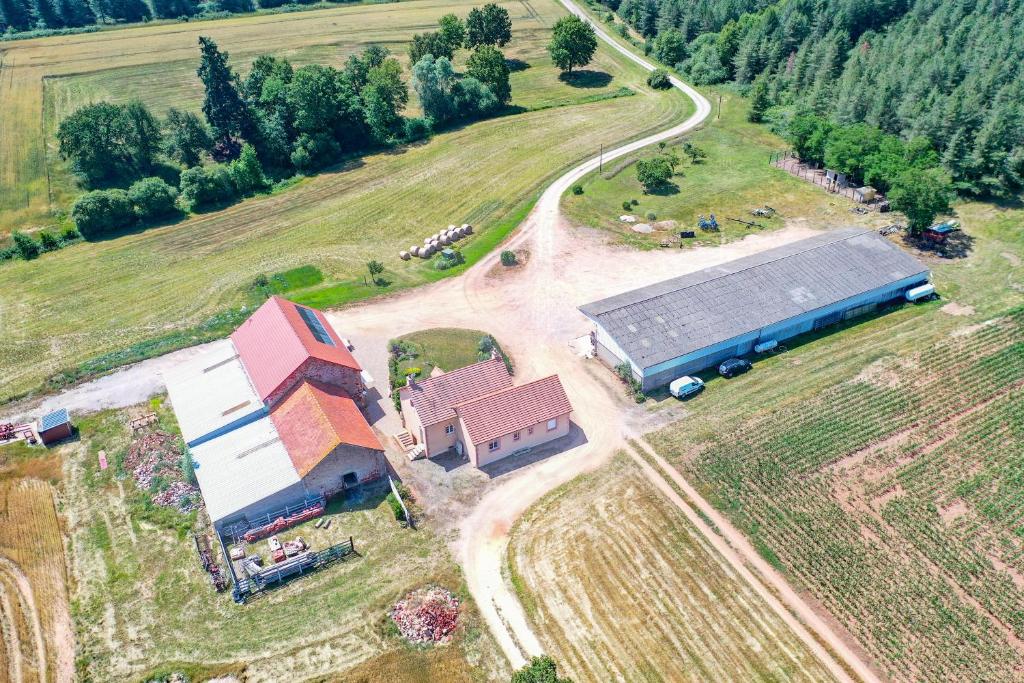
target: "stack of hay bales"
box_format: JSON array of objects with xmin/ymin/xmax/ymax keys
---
[{"xmin": 400, "ymin": 224, "xmax": 474, "ymax": 260}]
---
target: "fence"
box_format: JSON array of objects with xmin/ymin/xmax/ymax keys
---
[
  {"xmin": 232, "ymin": 536, "xmax": 358, "ymax": 603},
  {"xmin": 220, "ymin": 493, "xmax": 326, "ymax": 545},
  {"xmin": 769, "ymin": 150, "xmax": 864, "ymax": 202}
]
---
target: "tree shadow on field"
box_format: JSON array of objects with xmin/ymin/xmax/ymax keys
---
[
  {"xmin": 646, "ymin": 181, "xmax": 680, "ymax": 196},
  {"xmin": 505, "ymin": 58, "xmax": 530, "ymax": 72},
  {"xmin": 902, "ymin": 231, "xmax": 975, "ymax": 260},
  {"xmin": 559, "ymin": 70, "xmax": 613, "ymax": 88}
]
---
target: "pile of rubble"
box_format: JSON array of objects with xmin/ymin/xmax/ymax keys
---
[
  {"xmin": 389, "ymin": 586, "xmax": 460, "ymax": 644},
  {"xmin": 124, "ymin": 431, "xmax": 200, "ymax": 512}
]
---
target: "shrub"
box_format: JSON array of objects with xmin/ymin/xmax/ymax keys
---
[
  {"xmin": 228, "ymin": 143, "xmax": 268, "ymax": 195},
  {"xmin": 631, "ymin": 199, "xmax": 638, "ymax": 206},
  {"xmin": 571, "ymin": 184, "xmax": 584, "ymax": 195},
  {"xmin": 128, "ymin": 177, "xmax": 178, "ymax": 220},
  {"xmin": 0, "ymin": 247, "xmax": 16, "ymax": 261},
  {"xmin": 60, "ymin": 226, "xmax": 81, "ymax": 242},
  {"xmin": 12, "ymin": 231, "xmax": 40, "ymax": 260},
  {"xmin": 386, "ymin": 492, "xmax": 406, "ymax": 521},
  {"xmin": 500, "ymin": 249, "xmax": 517, "ymax": 266},
  {"xmin": 404, "ymin": 117, "xmax": 431, "ymax": 142},
  {"xmin": 71, "ymin": 189, "xmax": 136, "ymax": 238},
  {"xmin": 622, "ymin": 200, "xmax": 632, "ymax": 211},
  {"xmin": 178, "ymin": 165, "xmax": 236, "ymax": 210},
  {"xmin": 38, "ymin": 231, "xmax": 60, "ymax": 252},
  {"xmin": 646, "ymin": 211, "xmax": 657, "ymax": 220},
  {"xmin": 646, "ymin": 68, "xmax": 671, "ymax": 89},
  {"xmin": 615, "ymin": 362, "xmax": 646, "ymax": 403}
]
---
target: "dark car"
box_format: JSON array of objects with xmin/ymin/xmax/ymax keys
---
[{"xmin": 718, "ymin": 358, "xmax": 752, "ymax": 378}]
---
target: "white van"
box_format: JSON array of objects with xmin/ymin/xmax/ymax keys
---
[{"xmin": 670, "ymin": 376, "xmax": 704, "ymax": 399}]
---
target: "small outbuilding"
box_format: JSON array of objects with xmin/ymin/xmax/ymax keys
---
[{"xmin": 38, "ymin": 408, "xmax": 72, "ymax": 444}]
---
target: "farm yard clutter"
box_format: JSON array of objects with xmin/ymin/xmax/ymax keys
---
[
  {"xmin": 124, "ymin": 430, "xmax": 199, "ymax": 512},
  {"xmin": 390, "ymin": 586, "xmax": 460, "ymax": 644}
]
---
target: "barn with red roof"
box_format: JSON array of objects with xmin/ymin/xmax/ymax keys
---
[{"xmin": 164, "ymin": 296, "xmax": 384, "ymax": 529}]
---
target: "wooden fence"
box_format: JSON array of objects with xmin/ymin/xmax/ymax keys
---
[{"xmin": 769, "ymin": 151, "xmax": 863, "ymax": 202}]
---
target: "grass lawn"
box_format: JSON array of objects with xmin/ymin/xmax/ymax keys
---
[
  {"xmin": 392, "ymin": 328, "xmax": 495, "ymax": 378},
  {"xmin": 0, "ymin": 0, "xmax": 692, "ymax": 403},
  {"xmin": 67, "ymin": 395, "xmax": 506, "ymax": 681},
  {"xmin": 643, "ymin": 202, "xmax": 1024, "ymax": 681},
  {"xmin": 562, "ymin": 86, "xmax": 886, "ymax": 249}
]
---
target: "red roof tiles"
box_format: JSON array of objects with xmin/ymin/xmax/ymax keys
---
[
  {"xmin": 455, "ymin": 375, "xmax": 572, "ymax": 445},
  {"xmin": 232, "ymin": 296, "xmax": 361, "ymax": 402},
  {"xmin": 401, "ymin": 357, "xmax": 512, "ymax": 426},
  {"xmin": 270, "ymin": 380, "xmax": 382, "ymax": 478}
]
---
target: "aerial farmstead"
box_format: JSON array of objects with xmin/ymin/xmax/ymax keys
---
[{"xmin": 580, "ymin": 228, "xmax": 931, "ymax": 391}]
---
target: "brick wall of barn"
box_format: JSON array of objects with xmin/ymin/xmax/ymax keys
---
[
  {"xmin": 266, "ymin": 359, "xmax": 365, "ymax": 408},
  {"xmin": 301, "ymin": 444, "xmax": 385, "ymax": 498}
]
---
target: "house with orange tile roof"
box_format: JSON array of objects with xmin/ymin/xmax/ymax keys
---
[
  {"xmin": 399, "ymin": 357, "xmax": 573, "ymax": 467},
  {"xmin": 164, "ymin": 296, "xmax": 384, "ymax": 529}
]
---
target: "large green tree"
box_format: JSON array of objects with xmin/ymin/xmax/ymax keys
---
[
  {"xmin": 164, "ymin": 108, "xmax": 212, "ymax": 167},
  {"xmin": 57, "ymin": 101, "xmax": 162, "ymax": 186},
  {"xmin": 438, "ymin": 13, "xmax": 466, "ymax": 52},
  {"xmin": 465, "ymin": 3, "xmax": 512, "ymax": 48},
  {"xmin": 466, "ymin": 45, "xmax": 511, "ymax": 104},
  {"xmin": 511, "ymin": 656, "xmax": 572, "ymax": 683},
  {"xmin": 197, "ymin": 36, "xmax": 250, "ymax": 145},
  {"xmin": 888, "ymin": 167, "xmax": 953, "ymax": 235},
  {"xmin": 548, "ymin": 15, "xmax": 597, "ymax": 74},
  {"xmin": 0, "ymin": 0, "xmax": 34, "ymax": 31},
  {"xmin": 408, "ymin": 31, "xmax": 454, "ymax": 65}
]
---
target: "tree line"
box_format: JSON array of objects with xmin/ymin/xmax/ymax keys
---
[
  {"xmin": 605, "ymin": 0, "xmax": 1024, "ymax": 199},
  {"xmin": 0, "ymin": 0, "xmax": 344, "ymax": 35},
  {"xmin": 56, "ymin": 5, "xmax": 520, "ymax": 238}
]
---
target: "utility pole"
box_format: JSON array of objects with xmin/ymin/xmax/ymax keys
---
[
  {"xmin": 718, "ymin": 93, "xmax": 722, "ymax": 120},
  {"xmin": 599, "ymin": 143, "xmax": 603, "ymax": 172}
]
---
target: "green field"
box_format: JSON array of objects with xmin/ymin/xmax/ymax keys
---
[
  {"xmin": 562, "ymin": 87, "xmax": 887, "ymax": 249},
  {"xmin": 66, "ymin": 396, "xmax": 506, "ymax": 681},
  {"xmin": 392, "ymin": 328, "xmax": 495, "ymax": 378},
  {"xmin": 0, "ymin": 0, "xmax": 692, "ymax": 403},
  {"xmin": 645, "ymin": 204, "xmax": 1024, "ymax": 681}
]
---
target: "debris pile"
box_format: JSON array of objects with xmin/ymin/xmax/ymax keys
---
[
  {"xmin": 124, "ymin": 431, "xmax": 199, "ymax": 512},
  {"xmin": 390, "ymin": 586, "xmax": 460, "ymax": 644}
]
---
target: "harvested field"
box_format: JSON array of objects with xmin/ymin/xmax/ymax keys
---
[
  {"xmin": 508, "ymin": 455, "xmax": 838, "ymax": 681},
  {"xmin": 0, "ymin": 476, "xmax": 73, "ymax": 683},
  {"xmin": 649, "ymin": 213, "xmax": 1024, "ymax": 681},
  {"xmin": 0, "ymin": 0, "xmax": 691, "ymax": 402}
]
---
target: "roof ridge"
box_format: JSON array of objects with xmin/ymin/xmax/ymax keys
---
[
  {"xmin": 453, "ymin": 374, "xmax": 560, "ymax": 410},
  {"xmin": 409, "ymin": 355, "xmax": 505, "ymax": 389},
  {"xmin": 583, "ymin": 228, "xmax": 870, "ymax": 316}
]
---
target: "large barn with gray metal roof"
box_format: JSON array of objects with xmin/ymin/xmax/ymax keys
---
[{"xmin": 579, "ymin": 228, "xmax": 930, "ymax": 391}]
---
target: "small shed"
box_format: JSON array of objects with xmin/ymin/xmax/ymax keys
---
[
  {"xmin": 38, "ymin": 408, "xmax": 72, "ymax": 444},
  {"xmin": 853, "ymin": 186, "xmax": 876, "ymax": 203}
]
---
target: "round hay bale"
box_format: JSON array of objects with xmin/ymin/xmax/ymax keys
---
[
  {"xmin": 448, "ymin": 224, "xmax": 456, "ymax": 231},
  {"xmin": 457, "ymin": 227, "xmax": 468, "ymax": 237},
  {"xmin": 410, "ymin": 245, "xmax": 420, "ymax": 257},
  {"xmin": 431, "ymin": 233, "xmax": 440, "ymax": 242},
  {"xmin": 423, "ymin": 245, "xmax": 435, "ymax": 257},
  {"xmin": 464, "ymin": 224, "xmax": 473, "ymax": 234},
  {"xmin": 399, "ymin": 251, "xmax": 411, "ymax": 260},
  {"xmin": 440, "ymin": 235, "xmax": 451, "ymax": 245}
]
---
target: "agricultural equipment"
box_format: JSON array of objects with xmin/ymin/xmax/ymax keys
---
[
  {"xmin": 193, "ymin": 533, "xmax": 228, "ymax": 591},
  {"xmin": 923, "ymin": 221, "xmax": 960, "ymax": 242},
  {"xmin": 751, "ymin": 206, "xmax": 775, "ymax": 218},
  {"xmin": 726, "ymin": 217, "xmax": 766, "ymax": 229},
  {"xmin": 697, "ymin": 214, "xmax": 719, "ymax": 231},
  {"xmin": 241, "ymin": 500, "xmax": 325, "ymax": 543}
]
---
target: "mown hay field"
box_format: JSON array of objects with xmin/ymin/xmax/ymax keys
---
[
  {"xmin": 0, "ymin": 0, "xmax": 691, "ymax": 403},
  {"xmin": 0, "ymin": 448, "xmax": 73, "ymax": 683},
  {"xmin": 67, "ymin": 397, "xmax": 505, "ymax": 681},
  {"xmin": 647, "ymin": 204, "xmax": 1024, "ymax": 681},
  {"xmin": 508, "ymin": 455, "xmax": 838, "ymax": 682}
]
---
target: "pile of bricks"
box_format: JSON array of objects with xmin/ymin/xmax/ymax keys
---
[
  {"xmin": 124, "ymin": 431, "xmax": 200, "ymax": 511},
  {"xmin": 389, "ymin": 586, "xmax": 460, "ymax": 643}
]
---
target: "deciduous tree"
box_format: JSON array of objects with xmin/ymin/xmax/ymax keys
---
[
  {"xmin": 548, "ymin": 15, "xmax": 597, "ymax": 74},
  {"xmin": 466, "ymin": 45, "xmax": 511, "ymax": 104},
  {"xmin": 465, "ymin": 3, "xmax": 511, "ymax": 48}
]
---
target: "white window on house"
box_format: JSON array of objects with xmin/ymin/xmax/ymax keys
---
[
  {"xmin": 546, "ymin": 418, "xmax": 558, "ymax": 431},
  {"xmin": 488, "ymin": 439, "xmax": 500, "ymax": 452},
  {"xmin": 513, "ymin": 431, "xmax": 521, "ymax": 441},
  {"xmin": 445, "ymin": 424, "xmax": 455, "ymax": 435},
  {"xmin": 528, "ymin": 427, "xmax": 534, "ymax": 435}
]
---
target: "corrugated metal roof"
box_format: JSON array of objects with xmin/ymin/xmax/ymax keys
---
[
  {"xmin": 189, "ymin": 416, "xmax": 301, "ymax": 524},
  {"xmin": 579, "ymin": 229, "xmax": 929, "ymax": 369},
  {"xmin": 163, "ymin": 345, "xmax": 264, "ymax": 446},
  {"xmin": 400, "ymin": 357, "xmax": 512, "ymax": 426},
  {"xmin": 39, "ymin": 408, "xmax": 69, "ymax": 432},
  {"xmin": 455, "ymin": 375, "xmax": 573, "ymax": 445},
  {"xmin": 231, "ymin": 296, "xmax": 361, "ymax": 402},
  {"xmin": 270, "ymin": 380, "xmax": 383, "ymax": 477}
]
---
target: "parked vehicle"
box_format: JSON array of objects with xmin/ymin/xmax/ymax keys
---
[
  {"xmin": 670, "ymin": 376, "xmax": 704, "ymax": 399},
  {"xmin": 718, "ymin": 358, "xmax": 752, "ymax": 378}
]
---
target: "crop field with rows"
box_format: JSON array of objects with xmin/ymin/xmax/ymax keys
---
[
  {"xmin": 0, "ymin": 476, "xmax": 73, "ymax": 683},
  {"xmin": 509, "ymin": 456, "xmax": 837, "ymax": 681},
  {"xmin": 651, "ymin": 304, "xmax": 1024, "ymax": 682}
]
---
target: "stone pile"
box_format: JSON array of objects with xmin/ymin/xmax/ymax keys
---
[{"xmin": 389, "ymin": 586, "xmax": 460, "ymax": 643}]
